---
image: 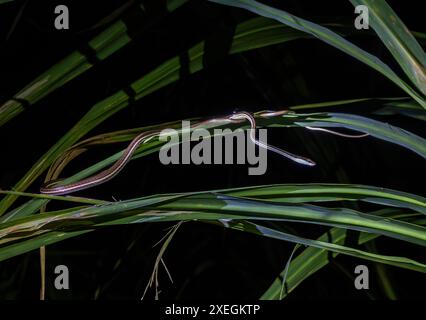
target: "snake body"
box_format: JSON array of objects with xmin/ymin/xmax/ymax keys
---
[{"xmin": 40, "ymin": 111, "xmax": 323, "ymax": 195}]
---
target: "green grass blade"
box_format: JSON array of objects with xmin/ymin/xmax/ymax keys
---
[
  {"xmin": 220, "ymin": 220, "xmax": 426, "ymax": 273},
  {"xmin": 223, "ymin": 184, "xmax": 426, "ymax": 214},
  {"xmin": 260, "ymin": 209, "xmax": 425, "ymax": 299},
  {"xmin": 285, "ymin": 112, "xmax": 426, "ymax": 158},
  {"xmin": 209, "ymin": 0, "xmax": 426, "ymax": 108},
  {"xmin": 253, "ymin": 111, "xmax": 425, "ymax": 158},
  {"xmin": 151, "ymin": 195, "xmax": 426, "ymax": 246},
  {"xmin": 350, "ymin": 0, "xmax": 426, "ymax": 95},
  {"xmin": 0, "ymin": 0, "xmax": 188, "ymax": 127},
  {"xmin": 0, "ymin": 230, "xmax": 89, "ymax": 262},
  {"xmin": 373, "ymin": 99, "xmax": 426, "ymax": 120},
  {"xmin": 4, "ymin": 182, "xmax": 425, "ymax": 223},
  {"xmin": 289, "ymin": 97, "xmax": 426, "ymax": 121},
  {"xmin": 0, "ymin": 199, "xmax": 425, "ymax": 271},
  {"xmin": 1, "ymin": 192, "xmax": 426, "ymax": 250}
]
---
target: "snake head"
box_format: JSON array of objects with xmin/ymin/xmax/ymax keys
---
[{"xmin": 229, "ymin": 111, "xmax": 251, "ymax": 122}]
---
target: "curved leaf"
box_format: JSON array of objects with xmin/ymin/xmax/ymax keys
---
[
  {"xmin": 209, "ymin": 0, "xmax": 426, "ymax": 107},
  {"xmin": 261, "ymin": 209, "xmax": 426, "ymax": 299},
  {"xmin": 350, "ymin": 0, "xmax": 426, "ymax": 95}
]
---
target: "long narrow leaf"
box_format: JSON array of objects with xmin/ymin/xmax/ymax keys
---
[
  {"xmin": 0, "ymin": 0, "xmax": 188, "ymax": 127},
  {"xmin": 350, "ymin": 0, "xmax": 426, "ymax": 95},
  {"xmin": 209, "ymin": 0, "xmax": 426, "ymax": 107},
  {"xmin": 1, "ymin": 192, "xmax": 426, "ymax": 249},
  {"xmin": 220, "ymin": 220, "xmax": 426, "ymax": 273},
  {"xmin": 261, "ymin": 209, "xmax": 426, "ymax": 299}
]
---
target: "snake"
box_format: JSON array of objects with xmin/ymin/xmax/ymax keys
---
[{"xmin": 40, "ymin": 111, "xmax": 366, "ymax": 195}]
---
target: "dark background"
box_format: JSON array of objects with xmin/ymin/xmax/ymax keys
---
[{"xmin": 0, "ymin": 0, "xmax": 424, "ymax": 299}]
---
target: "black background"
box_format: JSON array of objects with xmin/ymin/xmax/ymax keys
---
[{"xmin": 0, "ymin": 0, "xmax": 424, "ymax": 300}]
